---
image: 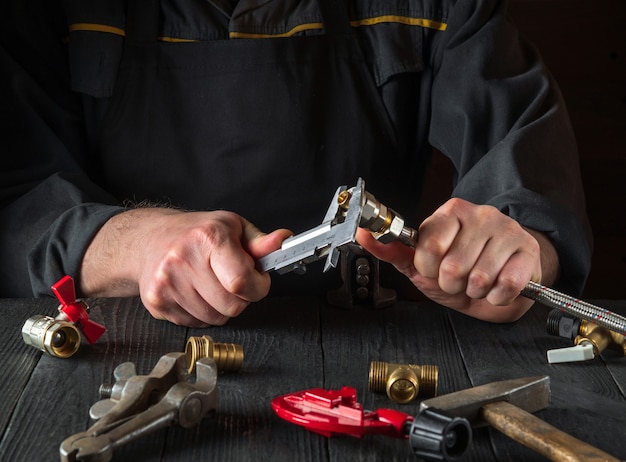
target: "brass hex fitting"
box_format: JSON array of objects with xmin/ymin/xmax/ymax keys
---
[
  {"xmin": 369, "ymin": 361, "xmax": 439, "ymax": 404},
  {"xmin": 338, "ymin": 189, "xmax": 418, "ymax": 247},
  {"xmin": 185, "ymin": 335, "xmax": 243, "ymax": 373},
  {"xmin": 22, "ymin": 315, "xmax": 81, "ymax": 358}
]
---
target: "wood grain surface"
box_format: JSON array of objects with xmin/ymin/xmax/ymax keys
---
[{"xmin": 1, "ymin": 297, "xmax": 625, "ymax": 461}]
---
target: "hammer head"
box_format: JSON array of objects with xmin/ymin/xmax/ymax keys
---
[{"xmin": 419, "ymin": 376, "xmax": 550, "ymax": 425}]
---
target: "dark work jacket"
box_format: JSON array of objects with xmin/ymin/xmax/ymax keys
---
[{"xmin": 0, "ymin": 0, "xmax": 592, "ymax": 298}]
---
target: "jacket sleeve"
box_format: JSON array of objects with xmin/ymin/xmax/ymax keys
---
[
  {"xmin": 0, "ymin": 1, "xmax": 123, "ymax": 297},
  {"xmin": 427, "ymin": 0, "xmax": 593, "ymax": 295}
]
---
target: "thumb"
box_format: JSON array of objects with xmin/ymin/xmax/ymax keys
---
[
  {"xmin": 243, "ymin": 222, "xmax": 292, "ymax": 259},
  {"xmin": 355, "ymin": 228, "xmax": 417, "ymax": 277}
]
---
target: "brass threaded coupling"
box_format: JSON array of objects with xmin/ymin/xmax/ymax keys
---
[
  {"xmin": 185, "ymin": 335, "xmax": 244, "ymax": 374},
  {"xmin": 338, "ymin": 188, "xmax": 418, "ymax": 247},
  {"xmin": 369, "ymin": 361, "xmax": 439, "ymax": 404}
]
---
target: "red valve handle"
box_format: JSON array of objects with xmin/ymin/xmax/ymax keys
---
[
  {"xmin": 271, "ymin": 386, "xmax": 412, "ymax": 438},
  {"xmin": 51, "ymin": 276, "xmax": 106, "ymax": 344}
]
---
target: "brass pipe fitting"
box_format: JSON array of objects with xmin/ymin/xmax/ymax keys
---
[
  {"xmin": 185, "ymin": 335, "xmax": 244, "ymax": 373},
  {"xmin": 338, "ymin": 189, "xmax": 418, "ymax": 247},
  {"xmin": 575, "ymin": 320, "xmax": 626, "ymax": 357},
  {"xmin": 369, "ymin": 361, "xmax": 439, "ymax": 404},
  {"xmin": 22, "ymin": 315, "xmax": 81, "ymax": 358}
]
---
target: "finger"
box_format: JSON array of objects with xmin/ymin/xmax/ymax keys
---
[
  {"xmin": 179, "ymin": 273, "xmax": 243, "ymax": 324},
  {"xmin": 142, "ymin": 264, "xmax": 232, "ymax": 326},
  {"xmin": 246, "ymin": 227, "xmax": 293, "ymax": 259},
  {"xmin": 465, "ymin": 222, "xmax": 541, "ymax": 302},
  {"xmin": 486, "ymin": 249, "xmax": 540, "ymax": 306},
  {"xmin": 415, "ymin": 210, "xmax": 461, "ymax": 279},
  {"xmin": 209, "ymin": 230, "xmax": 272, "ymax": 303},
  {"xmin": 436, "ymin": 229, "xmax": 490, "ymax": 296},
  {"xmin": 142, "ymin": 289, "xmax": 215, "ymax": 327},
  {"xmin": 152, "ymin": 302, "xmax": 217, "ymax": 327},
  {"xmin": 355, "ymin": 228, "xmax": 416, "ymax": 276},
  {"xmin": 464, "ymin": 231, "xmax": 529, "ymax": 300}
]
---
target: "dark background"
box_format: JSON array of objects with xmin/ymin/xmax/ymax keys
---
[{"xmin": 419, "ymin": 0, "xmax": 626, "ymax": 299}]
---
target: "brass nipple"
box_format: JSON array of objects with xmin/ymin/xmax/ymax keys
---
[{"xmin": 185, "ymin": 335, "xmax": 244, "ymax": 373}]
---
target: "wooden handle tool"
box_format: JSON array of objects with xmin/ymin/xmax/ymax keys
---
[
  {"xmin": 481, "ymin": 400, "xmax": 619, "ymax": 462},
  {"xmin": 420, "ymin": 376, "xmax": 620, "ymax": 462}
]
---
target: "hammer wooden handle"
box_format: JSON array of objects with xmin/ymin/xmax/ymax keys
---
[{"xmin": 481, "ymin": 401, "xmax": 619, "ymax": 462}]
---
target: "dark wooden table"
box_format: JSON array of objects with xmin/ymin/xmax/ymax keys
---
[{"xmin": 1, "ymin": 295, "xmax": 625, "ymax": 461}]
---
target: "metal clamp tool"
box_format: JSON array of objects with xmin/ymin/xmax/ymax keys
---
[{"xmin": 60, "ymin": 352, "xmax": 217, "ymax": 462}]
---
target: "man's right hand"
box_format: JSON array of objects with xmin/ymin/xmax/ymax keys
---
[{"xmin": 79, "ymin": 208, "xmax": 292, "ymax": 327}]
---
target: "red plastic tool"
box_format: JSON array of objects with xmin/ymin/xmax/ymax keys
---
[
  {"xmin": 271, "ymin": 386, "xmax": 412, "ymax": 438},
  {"xmin": 272, "ymin": 386, "xmax": 472, "ymax": 461},
  {"xmin": 52, "ymin": 275, "xmax": 106, "ymax": 344}
]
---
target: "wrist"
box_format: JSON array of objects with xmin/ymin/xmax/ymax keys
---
[
  {"xmin": 524, "ymin": 227, "xmax": 561, "ymax": 287},
  {"xmin": 79, "ymin": 207, "xmax": 183, "ymax": 297}
]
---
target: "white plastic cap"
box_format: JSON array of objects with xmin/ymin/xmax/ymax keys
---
[{"xmin": 547, "ymin": 341, "xmax": 596, "ymax": 364}]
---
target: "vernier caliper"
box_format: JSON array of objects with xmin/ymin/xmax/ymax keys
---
[
  {"xmin": 259, "ymin": 177, "xmax": 626, "ymax": 338},
  {"xmin": 258, "ymin": 177, "xmax": 416, "ymax": 275}
]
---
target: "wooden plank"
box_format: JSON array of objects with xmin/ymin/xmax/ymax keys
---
[
  {"xmin": 597, "ymin": 300, "xmax": 626, "ymax": 396},
  {"xmin": 0, "ymin": 298, "xmax": 57, "ymax": 438},
  {"xmin": 447, "ymin": 303, "xmax": 626, "ymax": 460},
  {"xmin": 2, "ymin": 296, "xmax": 625, "ymax": 460},
  {"xmin": 0, "ymin": 297, "xmax": 187, "ymax": 462},
  {"xmin": 160, "ymin": 297, "xmax": 327, "ymax": 461},
  {"xmin": 319, "ymin": 301, "xmax": 497, "ymax": 461},
  {"xmin": 0, "ymin": 297, "xmax": 326, "ymax": 461}
]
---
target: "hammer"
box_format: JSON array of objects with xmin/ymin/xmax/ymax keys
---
[{"xmin": 419, "ymin": 376, "xmax": 619, "ymax": 462}]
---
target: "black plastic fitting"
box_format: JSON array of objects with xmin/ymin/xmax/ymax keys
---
[{"xmin": 407, "ymin": 407, "xmax": 472, "ymax": 461}]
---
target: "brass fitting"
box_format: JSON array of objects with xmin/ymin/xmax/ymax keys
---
[
  {"xmin": 22, "ymin": 315, "xmax": 81, "ymax": 358},
  {"xmin": 338, "ymin": 189, "xmax": 418, "ymax": 247},
  {"xmin": 575, "ymin": 320, "xmax": 626, "ymax": 357},
  {"xmin": 185, "ymin": 335, "xmax": 244, "ymax": 373},
  {"xmin": 369, "ymin": 361, "xmax": 439, "ymax": 404}
]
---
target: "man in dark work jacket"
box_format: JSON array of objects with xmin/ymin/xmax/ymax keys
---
[{"xmin": 0, "ymin": 0, "xmax": 592, "ymax": 327}]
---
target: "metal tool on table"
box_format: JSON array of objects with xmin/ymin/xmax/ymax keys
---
[
  {"xmin": 259, "ymin": 177, "xmax": 626, "ymax": 337},
  {"xmin": 60, "ymin": 352, "xmax": 217, "ymax": 462},
  {"xmin": 22, "ymin": 275, "xmax": 106, "ymax": 358},
  {"xmin": 272, "ymin": 386, "xmax": 472, "ymax": 461},
  {"xmin": 545, "ymin": 309, "xmax": 626, "ymax": 363},
  {"xmin": 419, "ymin": 375, "xmax": 619, "ymax": 462}
]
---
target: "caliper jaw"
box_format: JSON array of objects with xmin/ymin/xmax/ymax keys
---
[{"xmin": 257, "ymin": 178, "xmax": 365, "ymax": 275}]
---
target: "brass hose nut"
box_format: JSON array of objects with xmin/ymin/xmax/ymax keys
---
[
  {"xmin": 22, "ymin": 315, "xmax": 81, "ymax": 358},
  {"xmin": 369, "ymin": 361, "xmax": 439, "ymax": 404},
  {"xmin": 185, "ymin": 335, "xmax": 243, "ymax": 373}
]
